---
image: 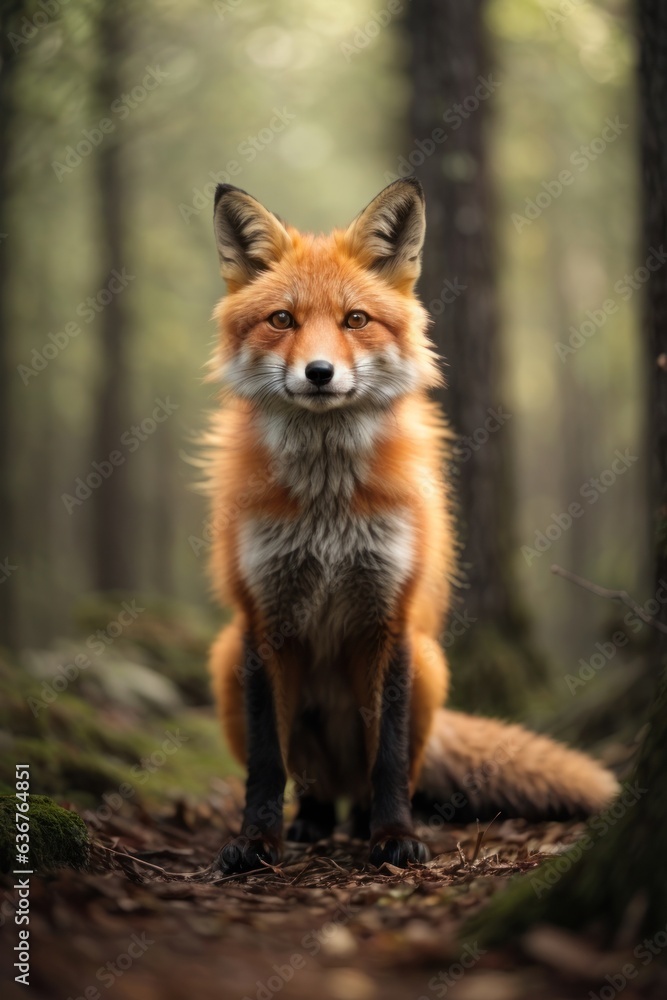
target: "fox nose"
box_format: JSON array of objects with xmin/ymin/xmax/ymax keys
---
[{"xmin": 305, "ymin": 360, "xmax": 334, "ymax": 386}]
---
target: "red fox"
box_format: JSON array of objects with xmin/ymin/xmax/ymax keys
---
[{"xmin": 206, "ymin": 179, "xmax": 618, "ymax": 873}]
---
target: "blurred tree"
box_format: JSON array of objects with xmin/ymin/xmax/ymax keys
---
[
  {"xmin": 471, "ymin": 0, "xmax": 667, "ymax": 943},
  {"xmin": 407, "ymin": 0, "xmax": 545, "ymax": 716},
  {"xmin": 0, "ymin": 1, "xmax": 31, "ymax": 651},
  {"xmin": 90, "ymin": 0, "xmax": 135, "ymax": 591}
]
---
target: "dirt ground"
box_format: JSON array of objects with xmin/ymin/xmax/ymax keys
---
[{"xmin": 2, "ymin": 781, "xmax": 666, "ymax": 1000}]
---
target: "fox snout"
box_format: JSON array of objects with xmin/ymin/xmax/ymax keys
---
[
  {"xmin": 304, "ymin": 360, "xmax": 334, "ymax": 386},
  {"xmin": 284, "ymin": 353, "xmax": 355, "ymax": 409}
]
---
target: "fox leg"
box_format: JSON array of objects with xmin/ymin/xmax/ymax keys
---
[
  {"xmin": 287, "ymin": 796, "xmax": 337, "ymax": 843},
  {"xmin": 209, "ymin": 619, "xmax": 246, "ymax": 766},
  {"xmin": 367, "ymin": 636, "xmax": 430, "ymax": 868},
  {"xmin": 409, "ymin": 632, "xmax": 449, "ymax": 782},
  {"xmin": 217, "ymin": 632, "xmax": 286, "ymax": 875}
]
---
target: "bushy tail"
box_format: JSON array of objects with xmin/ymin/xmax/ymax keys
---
[{"xmin": 415, "ymin": 708, "xmax": 619, "ymax": 822}]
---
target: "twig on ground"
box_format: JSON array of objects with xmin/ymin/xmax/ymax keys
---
[
  {"xmin": 469, "ymin": 812, "xmax": 502, "ymax": 864},
  {"xmin": 95, "ymin": 842, "xmax": 208, "ymax": 879}
]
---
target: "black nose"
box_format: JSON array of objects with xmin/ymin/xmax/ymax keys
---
[{"xmin": 305, "ymin": 360, "xmax": 334, "ymax": 386}]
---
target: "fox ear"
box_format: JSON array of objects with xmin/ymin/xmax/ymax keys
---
[
  {"xmin": 345, "ymin": 178, "xmax": 426, "ymax": 288},
  {"xmin": 213, "ymin": 184, "xmax": 291, "ymax": 288}
]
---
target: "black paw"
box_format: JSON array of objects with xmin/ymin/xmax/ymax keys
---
[
  {"xmin": 286, "ymin": 817, "xmax": 330, "ymax": 843},
  {"xmin": 369, "ymin": 835, "xmax": 430, "ymax": 868},
  {"xmin": 216, "ymin": 835, "xmax": 281, "ymax": 875}
]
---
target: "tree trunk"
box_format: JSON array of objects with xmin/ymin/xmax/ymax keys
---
[
  {"xmin": 0, "ymin": 2, "xmax": 30, "ymax": 650},
  {"xmin": 470, "ymin": 0, "xmax": 667, "ymax": 945},
  {"xmin": 90, "ymin": 2, "xmax": 135, "ymax": 592},
  {"xmin": 407, "ymin": 0, "xmax": 545, "ymax": 715}
]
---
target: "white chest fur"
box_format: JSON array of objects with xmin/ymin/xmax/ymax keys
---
[{"xmin": 238, "ymin": 408, "xmax": 415, "ymax": 650}]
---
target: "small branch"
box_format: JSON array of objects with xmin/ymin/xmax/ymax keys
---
[
  {"xmin": 550, "ymin": 565, "xmax": 667, "ymax": 635},
  {"xmin": 95, "ymin": 842, "xmax": 208, "ymax": 879},
  {"xmin": 469, "ymin": 812, "xmax": 501, "ymax": 864}
]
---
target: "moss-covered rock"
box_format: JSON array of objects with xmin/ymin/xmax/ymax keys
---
[
  {"xmin": 0, "ymin": 795, "xmax": 89, "ymax": 874},
  {"xmin": 72, "ymin": 593, "xmax": 220, "ymax": 706},
  {"xmin": 0, "ymin": 599, "xmax": 240, "ymax": 808}
]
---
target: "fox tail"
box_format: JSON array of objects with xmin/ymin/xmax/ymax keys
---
[{"xmin": 415, "ymin": 708, "xmax": 619, "ymax": 822}]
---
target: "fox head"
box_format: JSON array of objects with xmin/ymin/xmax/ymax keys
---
[{"xmin": 212, "ymin": 179, "xmax": 440, "ymax": 413}]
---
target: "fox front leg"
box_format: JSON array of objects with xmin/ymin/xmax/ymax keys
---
[
  {"xmin": 217, "ymin": 636, "xmax": 286, "ymax": 874},
  {"xmin": 369, "ymin": 639, "xmax": 430, "ymax": 868}
]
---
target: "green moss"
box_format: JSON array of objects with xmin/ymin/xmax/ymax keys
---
[
  {"xmin": 0, "ymin": 795, "xmax": 89, "ymax": 874},
  {"xmin": 136, "ymin": 710, "xmax": 243, "ymax": 802},
  {"xmin": 467, "ymin": 674, "xmax": 667, "ymax": 947},
  {"xmin": 463, "ymin": 857, "xmax": 566, "ymax": 948},
  {"xmin": 0, "ymin": 611, "xmax": 240, "ymax": 808},
  {"xmin": 72, "ymin": 593, "xmax": 220, "ymax": 705},
  {"xmin": 6, "ymin": 739, "xmax": 128, "ymax": 807}
]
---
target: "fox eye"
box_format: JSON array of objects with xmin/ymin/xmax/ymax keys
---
[
  {"xmin": 344, "ymin": 310, "xmax": 369, "ymax": 330},
  {"xmin": 268, "ymin": 310, "xmax": 295, "ymax": 330}
]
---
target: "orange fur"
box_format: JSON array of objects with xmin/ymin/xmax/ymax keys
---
[{"xmin": 205, "ymin": 181, "xmax": 618, "ymax": 849}]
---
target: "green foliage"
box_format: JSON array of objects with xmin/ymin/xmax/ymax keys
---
[
  {"xmin": 448, "ymin": 620, "xmax": 548, "ymax": 718},
  {"xmin": 2, "ymin": 0, "xmax": 643, "ymax": 719},
  {"xmin": 72, "ymin": 592, "xmax": 220, "ymax": 705},
  {"xmin": 5, "ymin": 0, "xmax": 404, "ymax": 648},
  {"xmin": 0, "ymin": 795, "xmax": 89, "ymax": 874},
  {"xmin": 485, "ymin": 0, "xmax": 642, "ymax": 682},
  {"xmin": 0, "ymin": 593, "xmax": 241, "ymax": 807},
  {"xmin": 467, "ymin": 671, "xmax": 667, "ymax": 945}
]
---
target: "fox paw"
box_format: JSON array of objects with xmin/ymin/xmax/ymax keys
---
[
  {"xmin": 216, "ymin": 835, "xmax": 281, "ymax": 875},
  {"xmin": 369, "ymin": 834, "xmax": 430, "ymax": 868}
]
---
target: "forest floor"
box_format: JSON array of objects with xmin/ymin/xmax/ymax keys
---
[
  {"xmin": 3, "ymin": 786, "xmax": 667, "ymax": 1000},
  {"xmin": 2, "ymin": 603, "xmax": 663, "ymax": 999}
]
